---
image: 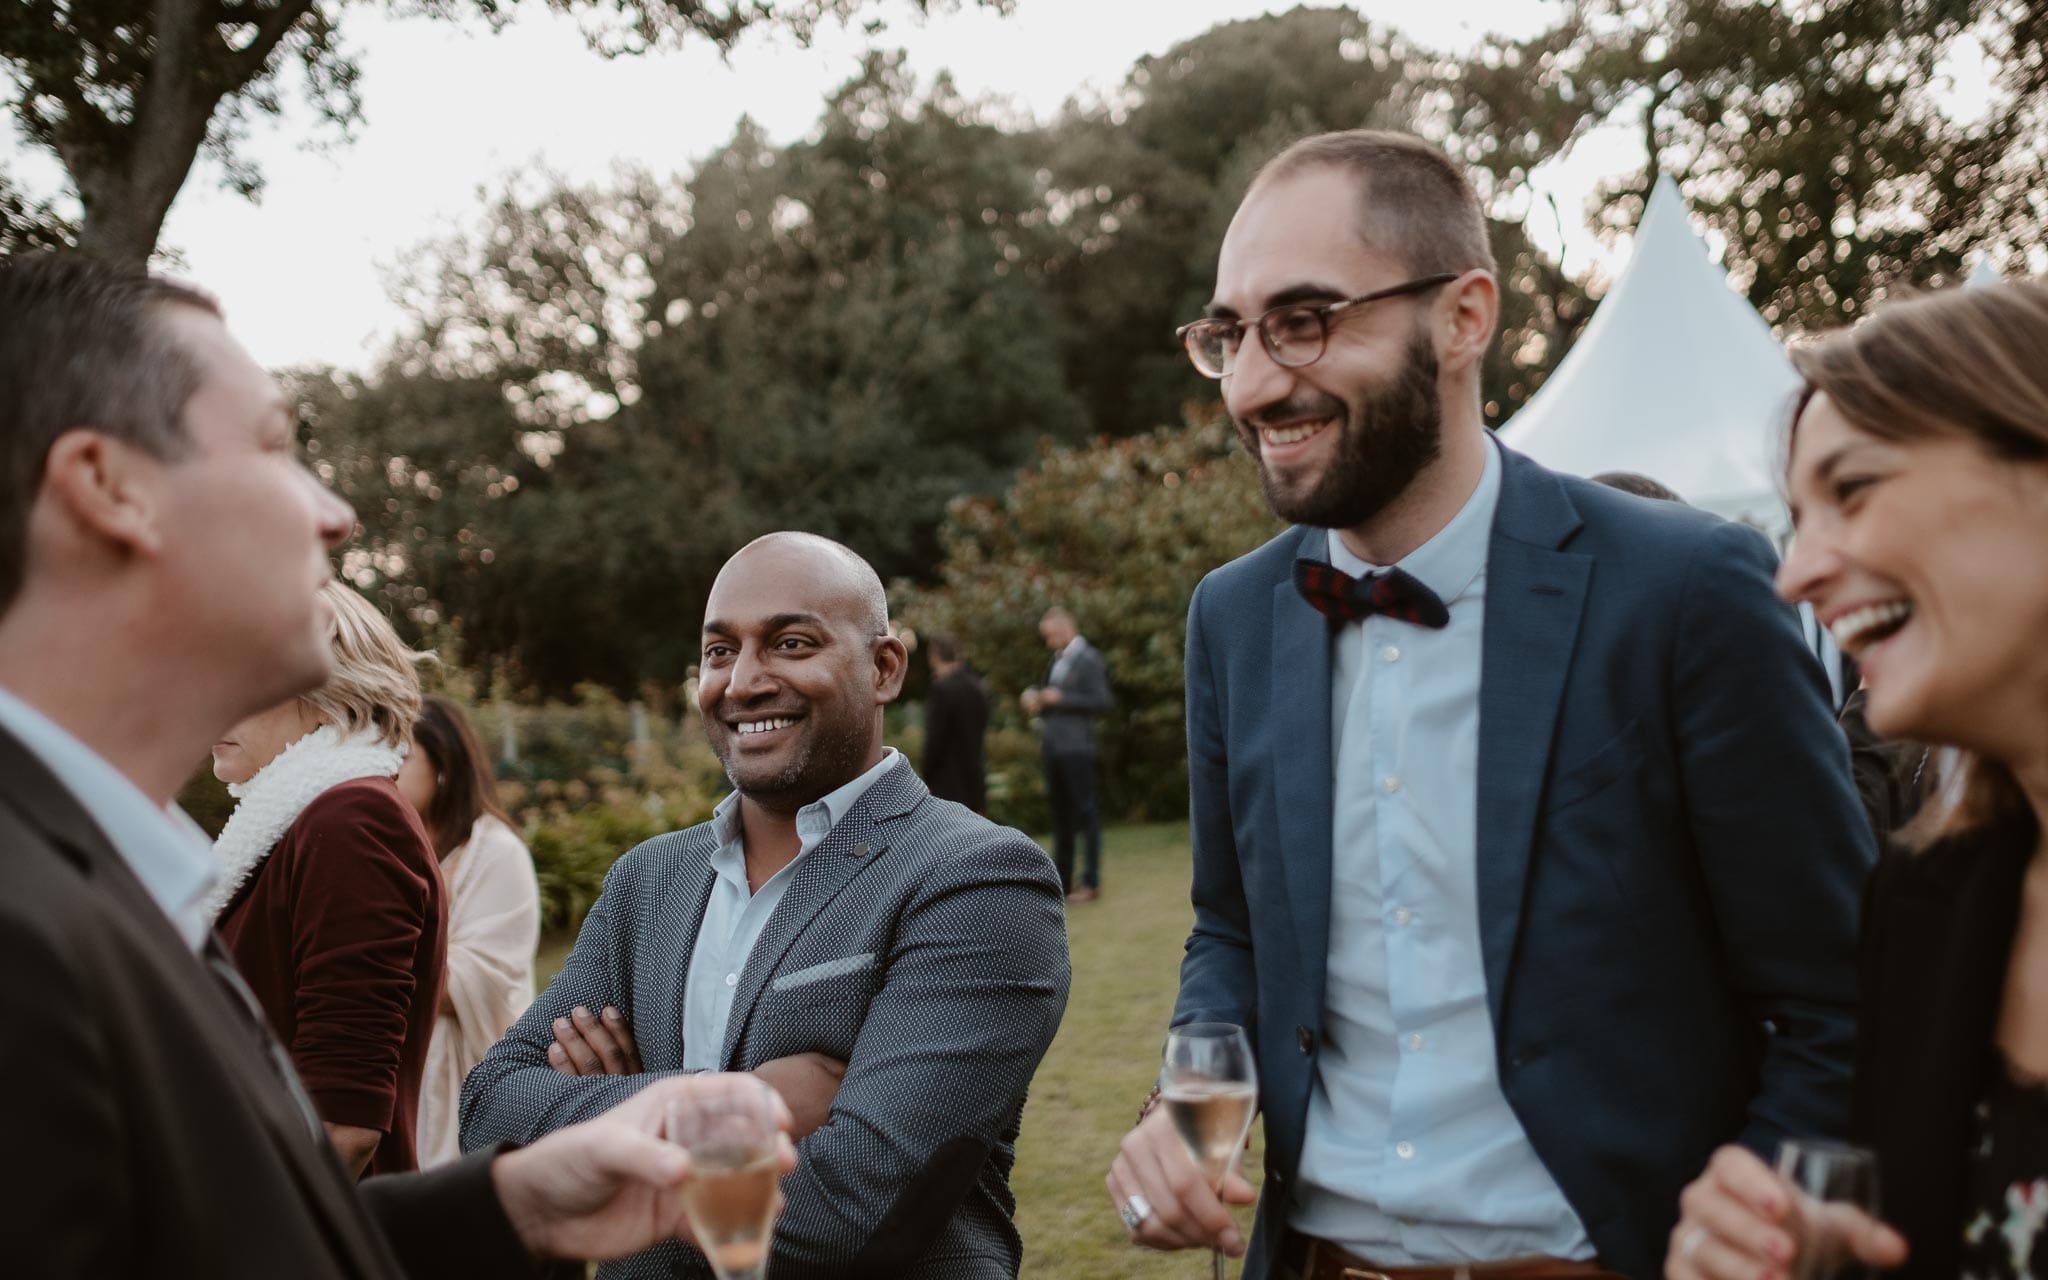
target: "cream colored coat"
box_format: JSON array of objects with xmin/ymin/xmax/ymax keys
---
[{"xmin": 416, "ymin": 813, "xmax": 540, "ymax": 1166}]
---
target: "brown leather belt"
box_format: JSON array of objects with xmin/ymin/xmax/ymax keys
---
[{"xmin": 1281, "ymin": 1232, "xmax": 1625, "ymax": 1280}]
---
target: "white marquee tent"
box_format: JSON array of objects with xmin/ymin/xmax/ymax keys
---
[{"xmin": 1500, "ymin": 175, "xmax": 1797, "ymax": 533}]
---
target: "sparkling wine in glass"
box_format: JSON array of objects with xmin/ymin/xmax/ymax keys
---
[
  {"xmin": 1162, "ymin": 1023, "xmax": 1258, "ymax": 1280},
  {"xmin": 1775, "ymin": 1139, "xmax": 1881, "ymax": 1280},
  {"xmin": 667, "ymin": 1077, "xmax": 784, "ymax": 1280}
]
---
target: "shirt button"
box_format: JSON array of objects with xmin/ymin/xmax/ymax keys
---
[
  {"xmin": 1382, "ymin": 777, "xmax": 1401, "ymax": 794},
  {"xmin": 1391, "ymin": 907, "xmax": 1412, "ymax": 927},
  {"xmin": 1405, "ymin": 1032, "xmax": 1425, "ymax": 1051},
  {"xmin": 1395, "ymin": 1141, "xmax": 1416, "ymax": 1161},
  {"xmin": 725, "ymin": 973, "xmax": 738, "ymax": 987},
  {"xmin": 1381, "ymin": 645, "xmax": 1401, "ymax": 663}
]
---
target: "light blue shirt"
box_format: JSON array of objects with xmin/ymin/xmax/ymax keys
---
[
  {"xmin": 0, "ymin": 685, "xmax": 217, "ymax": 952},
  {"xmin": 1289, "ymin": 442, "xmax": 1594, "ymax": 1263},
  {"xmin": 679, "ymin": 748, "xmax": 900, "ymax": 1071}
]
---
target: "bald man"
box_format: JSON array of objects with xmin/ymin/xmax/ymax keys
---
[{"xmin": 463, "ymin": 534, "xmax": 1072, "ymax": 1280}]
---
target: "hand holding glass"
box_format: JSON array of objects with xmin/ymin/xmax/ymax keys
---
[
  {"xmin": 1162, "ymin": 1024, "xmax": 1258, "ymax": 1280},
  {"xmin": 666, "ymin": 1076, "xmax": 785, "ymax": 1280},
  {"xmin": 1776, "ymin": 1140, "xmax": 1881, "ymax": 1280}
]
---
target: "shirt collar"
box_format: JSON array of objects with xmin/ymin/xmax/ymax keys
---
[
  {"xmin": 0, "ymin": 685, "xmax": 217, "ymax": 951},
  {"xmin": 1327, "ymin": 434, "xmax": 1503, "ymax": 606},
  {"xmin": 710, "ymin": 746, "xmax": 902, "ymax": 873}
]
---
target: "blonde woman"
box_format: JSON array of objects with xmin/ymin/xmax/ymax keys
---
[
  {"xmin": 1669, "ymin": 281, "xmax": 2048, "ymax": 1280},
  {"xmin": 397, "ymin": 695, "xmax": 540, "ymax": 1167},
  {"xmin": 209, "ymin": 581, "xmax": 443, "ymax": 1179}
]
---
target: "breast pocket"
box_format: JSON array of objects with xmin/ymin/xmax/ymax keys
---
[
  {"xmin": 1544, "ymin": 718, "xmax": 1643, "ymax": 814},
  {"xmin": 766, "ymin": 951, "xmax": 881, "ymax": 1013}
]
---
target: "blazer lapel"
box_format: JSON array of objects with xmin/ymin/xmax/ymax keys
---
[
  {"xmin": 717, "ymin": 760, "xmax": 922, "ymax": 1068},
  {"xmin": 1474, "ymin": 447, "xmax": 1593, "ymax": 1024},
  {"xmin": 0, "ymin": 726, "xmax": 396, "ymax": 1279},
  {"xmin": 647, "ymin": 829, "xmax": 719, "ymax": 1068},
  {"xmin": 1271, "ymin": 527, "xmax": 1336, "ymax": 997}
]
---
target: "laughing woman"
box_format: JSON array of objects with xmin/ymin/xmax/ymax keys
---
[
  {"xmin": 209, "ymin": 581, "xmax": 443, "ymax": 1180},
  {"xmin": 1667, "ymin": 280, "xmax": 2048, "ymax": 1280}
]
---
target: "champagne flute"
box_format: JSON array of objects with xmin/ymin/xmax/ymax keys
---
[
  {"xmin": 666, "ymin": 1076, "xmax": 785, "ymax": 1280},
  {"xmin": 1775, "ymin": 1139, "xmax": 1881, "ymax": 1280},
  {"xmin": 1162, "ymin": 1023, "xmax": 1259, "ymax": 1280}
]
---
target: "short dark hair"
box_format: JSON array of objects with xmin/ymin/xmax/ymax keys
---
[
  {"xmin": 928, "ymin": 633, "xmax": 961, "ymax": 663},
  {"xmin": 410, "ymin": 695, "xmax": 513, "ymax": 858},
  {"xmin": 1253, "ymin": 130, "xmax": 1497, "ymax": 278},
  {"xmin": 1591, "ymin": 471, "xmax": 1685, "ymax": 503},
  {"xmin": 0, "ymin": 253, "xmax": 221, "ymax": 613}
]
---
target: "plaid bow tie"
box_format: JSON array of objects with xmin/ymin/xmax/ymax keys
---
[{"xmin": 1294, "ymin": 559, "xmax": 1450, "ymax": 629}]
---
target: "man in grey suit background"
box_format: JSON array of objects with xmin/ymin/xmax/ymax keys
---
[
  {"xmin": 464, "ymin": 532, "xmax": 1072, "ymax": 1279},
  {"xmin": 1021, "ymin": 606, "xmax": 1113, "ymax": 901}
]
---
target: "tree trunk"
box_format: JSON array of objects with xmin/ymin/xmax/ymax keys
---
[
  {"xmin": 59, "ymin": 0, "xmax": 316, "ymax": 267},
  {"xmin": 72, "ymin": 158, "xmax": 199, "ymax": 269}
]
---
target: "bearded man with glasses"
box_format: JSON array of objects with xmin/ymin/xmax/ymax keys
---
[{"xmin": 1105, "ymin": 130, "xmax": 1874, "ymax": 1280}]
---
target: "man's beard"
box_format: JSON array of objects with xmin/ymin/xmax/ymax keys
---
[
  {"xmin": 1237, "ymin": 329, "xmax": 1443, "ymax": 530},
  {"xmin": 709, "ymin": 706, "xmax": 872, "ymax": 815}
]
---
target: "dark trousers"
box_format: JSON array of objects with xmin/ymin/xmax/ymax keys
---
[{"xmin": 1043, "ymin": 747, "xmax": 1101, "ymax": 892}]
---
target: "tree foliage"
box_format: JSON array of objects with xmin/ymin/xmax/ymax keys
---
[
  {"xmin": 0, "ymin": 0, "xmax": 1008, "ymax": 264},
  {"xmin": 310, "ymin": 55, "xmax": 1090, "ymax": 692},
  {"xmin": 1447, "ymin": 0, "xmax": 2048, "ymax": 329},
  {"xmin": 228, "ymin": 4, "xmax": 2048, "ymax": 708}
]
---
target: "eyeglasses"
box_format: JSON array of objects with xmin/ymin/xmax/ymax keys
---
[{"xmin": 1175, "ymin": 272, "xmax": 1459, "ymax": 379}]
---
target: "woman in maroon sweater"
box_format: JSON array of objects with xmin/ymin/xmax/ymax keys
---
[{"xmin": 207, "ymin": 581, "xmax": 445, "ymax": 1179}]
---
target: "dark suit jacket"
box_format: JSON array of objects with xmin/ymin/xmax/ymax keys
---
[
  {"xmin": 1174, "ymin": 444, "xmax": 1874, "ymax": 1279},
  {"xmin": 1038, "ymin": 638, "xmax": 1112, "ymax": 756},
  {"xmin": 0, "ymin": 723, "xmax": 536, "ymax": 1279},
  {"xmin": 1855, "ymin": 809, "xmax": 2036, "ymax": 1280},
  {"xmin": 463, "ymin": 757, "xmax": 1071, "ymax": 1279},
  {"xmin": 924, "ymin": 667, "xmax": 991, "ymax": 810}
]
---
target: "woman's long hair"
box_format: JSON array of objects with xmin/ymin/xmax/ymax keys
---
[
  {"xmin": 1786, "ymin": 280, "xmax": 2048, "ymax": 847},
  {"xmin": 410, "ymin": 696, "xmax": 514, "ymax": 858}
]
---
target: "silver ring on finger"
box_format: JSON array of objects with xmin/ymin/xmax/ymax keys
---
[
  {"xmin": 1119, "ymin": 1193, "xmax": 1154, "ymax": 1232},
  {"xmin": 1680, "ymin": 1225, "xmax": 1706, "ymax": 1264}
]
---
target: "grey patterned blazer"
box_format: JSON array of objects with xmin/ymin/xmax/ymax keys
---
[{"xmin": 460, "ymin": 758, "xmax": 1071, "ymax": 1279}]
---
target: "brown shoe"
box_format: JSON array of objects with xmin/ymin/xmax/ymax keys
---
[{"xmin": 1067, "ymin": 887, "xmax": 1100, "ymax": 903}]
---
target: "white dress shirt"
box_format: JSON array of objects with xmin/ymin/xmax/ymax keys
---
[
  {"xmin": 679, "ymin": 748, "xmax": 899, "ymax": 1071},
  {"xmin": 1289, "ymin": 442, "xmax": 1595, "ymax": 1262},
  {"xmin": 0, "ymin": 685, "xmax": 217, "ymax": 951}
]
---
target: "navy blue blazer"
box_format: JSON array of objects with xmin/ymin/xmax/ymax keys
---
[{"xmin": 1173, "ymin": 444, "xmax": 1875, "ymax": 1279}]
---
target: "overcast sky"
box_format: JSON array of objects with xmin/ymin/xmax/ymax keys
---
[{"xmin": 16, "ymin": 0, "xmax": 1653, "ymax": 370}]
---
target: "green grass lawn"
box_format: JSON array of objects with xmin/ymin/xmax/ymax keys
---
[
  {"xmin": 535, "ymin": 821, "xmax": 1258, "ymax": 1279},
  {"xmin": 1011, "ymin": 822, "xmax": 1262, "ymax": 1279}
]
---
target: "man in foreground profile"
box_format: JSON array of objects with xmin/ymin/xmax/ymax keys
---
[{"xmin": 0, "ymin": 251, "xmax": 792, "ymax": 1277}]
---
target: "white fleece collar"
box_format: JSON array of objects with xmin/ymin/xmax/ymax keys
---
[{"xmin": 206, "ymin": 724, "xmax": 406, "ymax": 919}]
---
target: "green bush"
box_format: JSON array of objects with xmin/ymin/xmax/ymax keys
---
[
  {"xmin": 899, "ymin": 413, "xmax": 1280, "ymax": 824},
  {"xmin": 501, "ymin": 707, "xmax": 728, "ymax": 935}
]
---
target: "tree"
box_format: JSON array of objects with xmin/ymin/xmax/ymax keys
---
[
  {"xmin": 1446, "ymin": 0, "xmax": 2048, "ymax": 331},
  {"xmin": 311, "ymin": 55, "xmax": 1088, "ymax": 694},
  {"xmin": 0, "ymin": 0, "xmax": 1008, "ymax": 265},
  {"xmin": 0, "ymin": 165, "xmax": 73, "ymax": 252},
  {"xmin": 636, "ymin": 53, "xmax": 1087, "ymax": 577}
]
